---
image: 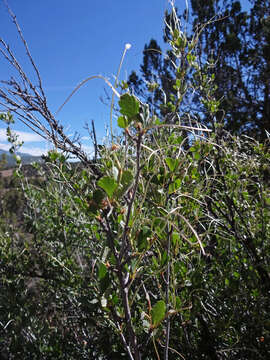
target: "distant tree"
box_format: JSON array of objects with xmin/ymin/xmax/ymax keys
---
[
  {"xmin": 129, "ymin": 0, "xmax": 270, "ymax": 141},
  {"xmin": 190, "ymin": 0, "xmax": 270, "ymax": 141},
  {"xmin": 128, "ymin": 38, "xmax": 178, "ymax": 118}
]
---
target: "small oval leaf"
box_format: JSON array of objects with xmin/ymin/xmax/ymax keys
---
[
  {"xmin": 151, "ymin": 300, "xmax": 166, "ymax": 327},
  {"xmin": 165, "ymin": 157, "xmax": 179, "ymax": 172},
  {"xmin": 119, "ymin": 93, "xmax": 140, "ymax": 118},
  {"xmin": 98, "ymin": 176, "xmax": 118, "ymax": 198},
  {"xmin": 117, "ymin": 116, "xmax": 129, "ymax": 129}
]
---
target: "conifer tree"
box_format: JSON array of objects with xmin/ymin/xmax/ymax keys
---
[{"xmin": 129, "ymin": 0, "xmax": 270, "ymax": 141}]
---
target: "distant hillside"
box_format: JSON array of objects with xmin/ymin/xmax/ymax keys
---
[{"xmin": 0, "ymin": 149, "xmax": 43, "ymax": 168}]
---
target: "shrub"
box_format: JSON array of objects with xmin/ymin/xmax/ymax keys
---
[{"xmin": 0, "ymin": 2, "xmax": 269, "ymax": 359}]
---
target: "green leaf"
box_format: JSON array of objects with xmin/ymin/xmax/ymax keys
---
[
  {"xmin": 151, "ymin": 300, "xmax": 166, "ymax": 327},
  {"xmin": 187, "ymin": 53, "xmax": 196, "ymax": 64},
  {"xmin": 191, "ymin": 167, "xmax": 199, "ymax": 180},
  {"xmin": 161, "ymin": 251, "xmax": 168, "ymax": 266},
  {"xmin": 152, "ymin": 256, "xmax": 158, "ymax": 269},
  {"xmin": 172, "ymin": 232, "xmax": 180, "ymax": 246},
  {"xmin": 111, "ymin": 293, "xmax": 119, "ymax": 305},
  {"xmin": 169, "ymin": 178, "xmax": 181, "ymax": 194},
  {"xmin": 98, "ymin": 176, "xmax": 118, "ymax": 198},
  {"xmin": 165, "ymin": 157, "xmax": 179, "ymax": 172},
  {"xmin": 119, "ymin": 93, "xmax": 140, "ymax": 118},
  {"xmin": 98, "ymin": 263, "xmax": 107, "ymax": 280},
  {"xmin": 0, "ymin": 111, "xmax": 14, "ymax": 124},
  {"xmin": 48, "ymin": 151, "xmax": 59, "ymax": 161},
  {"xmin": 121, "ymin": 170, "xmax": 133, "ymax": 187},
  {"xmin": 242, "ymin": 191, "xmax": 249, "ymax": 200},
  {"xmin": 115, "ymin": 170, "xmax": 133, "ymax": 197},
  {"xmin": 98, "ymin": 263, "xmax": 110, "ymax": 294},
  {"xmin": 117, "ymin": 116, "xmax": 129, "ymax": 129},
  {"xmin": 175, "ymin": 79, "xmax": 181, "ymax": 89},
  {"xmin": 175, "ymin": 296, "xmax": 181, "ymax": 310}
]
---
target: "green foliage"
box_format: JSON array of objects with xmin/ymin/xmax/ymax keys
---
[
  {"xmin": 1, "ymin": 114, "xmax": 269, "ymax": 360},
  {"xmin": 0, "ymin": 2, "xmax": 270, "ymax": 360},
  {"xmin": 119, "ymin": 93, "xmax": 140, "ymax": 118},
  {"xmin": 117, "ymin": 116, "xmax": 129, "ymax": 129},
  {"xmin": 189, "ymin": 0, "xmax": 270, "ymax": 141},
  {"xmin": 0, "ymin": 111, "xmax": 14, "ymax": 124},
  {"xmin": 98, "ymin": 176, "xmax": 117, "ymax": 198},
  {"xmin": 129, "ymin": 0, "xmax": 270, "ymax": 141},
  {"xmin": 151, "ymin": 300, "xmax": 166, "ymax": 328}
]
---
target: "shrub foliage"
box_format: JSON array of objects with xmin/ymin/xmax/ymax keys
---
[{"xmin": 0, "ymin": 2, "xmax": 269, "ymax": 360}]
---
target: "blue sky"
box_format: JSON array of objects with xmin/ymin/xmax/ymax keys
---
[
  {"xmin": 0, "ymin": 0, "xmax": 175, "ymax": 156},
  {"xmin": 0, "ymin": 0, "xmax": 251, "ymax": 156}
]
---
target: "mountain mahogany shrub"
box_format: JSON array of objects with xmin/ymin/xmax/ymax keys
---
[
  {"xmin": 177, "ymin": 134, "xmax": 270, "ymax": 359},
  {"xmin": 1, "ymin": 113, "xmax": 270, "ymax": 359},
  {"xmin": 0, "ymin": 2, "xmax": 269, "ymax": 360},
  {"xmin": 0, "ymin": 157, "xmax": 124, "ymax": 359},
  {"xmin": 3, "ymin": 118, "xmax": 215, "ymax": 359},
  {"xmin": 3, "ymin": 108, "xmax": 270, "ymax": 359}
]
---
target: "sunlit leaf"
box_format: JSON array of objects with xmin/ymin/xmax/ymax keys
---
[
  {"xmin": 165, "ymin": 157, "xmax": 179, "ymax": 172},
  {"xmin": 161, "ymin": 251, "xmax": 168, "ymax": 266},
  {"xmin": 169, "ymin": 178, "xmax": 181, "ymax": 194},
  {"xmin": 117, "ymin": 116, "xmax": 129, "ymax": 129},
  {"xmin": 115, "ymin": 170, "xmax": 133, "ymax": 197},
  {"xmin": 175, "ymin": 296, "xmax": 181, "ymax": 310},
  {"xmin": 121, "ymin": 170, "xmax": 133, "ymax": 186},
  {"xmin": 98, "ymin": 176, "xmax": 118, "ymax": 198},
  {"xmin": 98, "ymin": 263, "xmax": 110, "ymax": 294},
  {"xmin": 151, "ymin": 300, "xmax": 166, "ymax": 327},
  {"xmin": 98, "ymin": 263, "xmax": 107, "ymax": 280},
  {"xmin": 119, "ymin": 93, "xmax": 140, "ymax": 118}
]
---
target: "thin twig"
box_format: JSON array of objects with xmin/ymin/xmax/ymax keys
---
[
  {"xmin": 56, "ymin": 75, "xmax": 120, "ymax": 115},
  {"xmin": 110, "ymin": 43, "xmax": 131, "ymax": 141}
]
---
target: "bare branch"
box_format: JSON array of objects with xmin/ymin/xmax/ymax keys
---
[
  {"xmin": 0, "ymin": 3, "xmax": 104, "ymax": 175},
  {"xmin": 3, "ymin": 0, "xmax": 46, "ymax": 99}
]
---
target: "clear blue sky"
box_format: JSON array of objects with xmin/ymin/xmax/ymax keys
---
[
  {"xmin": 0, "ymin": 0, "xmax": 175, "ymax": 156},
  {"xmin": 0, "ymin": 0, "xmax": 251, "ymax": 156}
]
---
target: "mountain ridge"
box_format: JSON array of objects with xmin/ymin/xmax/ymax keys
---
[{"xmin": 0, "ymin": 148, "xmax": 43, "ymax": 168}]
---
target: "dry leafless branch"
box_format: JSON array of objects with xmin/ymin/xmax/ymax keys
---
[{"xmin": 0, "ymin": 1, "xmax": 101, "ymax": 175}]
